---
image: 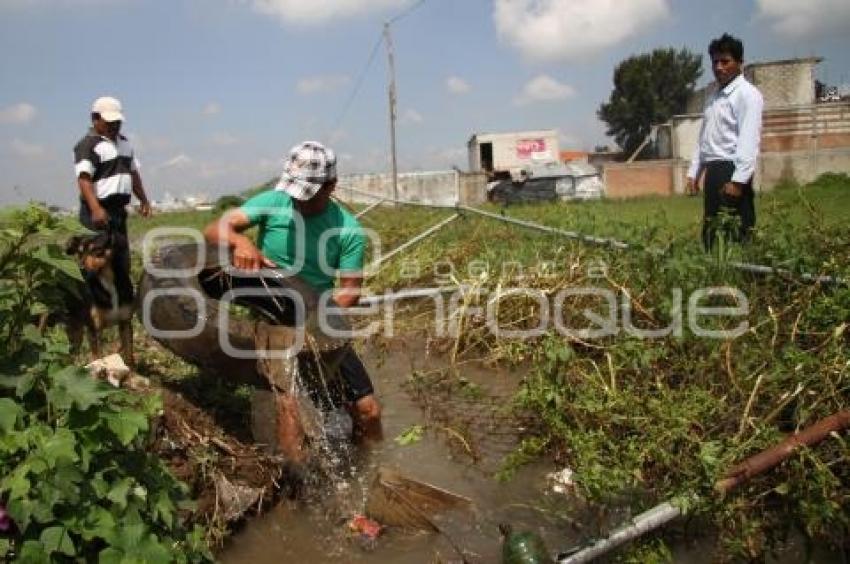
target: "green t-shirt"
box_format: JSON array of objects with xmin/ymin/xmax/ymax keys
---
[{"xmin": 240, "ymin": 190, "xmax": 366, "ymax": 292}]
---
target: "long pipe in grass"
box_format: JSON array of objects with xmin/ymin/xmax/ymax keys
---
[{"xmin": 337, "ymin": 186, "xmax": 846, "ymax": 287}]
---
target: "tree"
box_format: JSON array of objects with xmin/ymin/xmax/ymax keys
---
[
  {"xmin": 213, "ymin": 194, "xmax": 244, "ymax": 213},
  {"xmin": 598, "ymin": 48, "xmax": 702, "ymax": 159}
]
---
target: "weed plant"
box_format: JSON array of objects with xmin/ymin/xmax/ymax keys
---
[
  {"xmin": 52, "ymin": 172, "xmax": 849, "ymax": 560},
  {"xmin": 362, "ymin": 173, "xmax": 850, "ymax": 560},
  {"xmin": 0, "ymin": 206, "xmax": 211, "ymax": 561}
]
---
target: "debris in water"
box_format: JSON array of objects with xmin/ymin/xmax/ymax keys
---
[
  {"xmin": 546, "ymin": 467, "xmax": 575, "ymax": 494},
  {"xmin": 349, "ymin": 513, "xmax": 383, "ymax": 539},
  {"xmin": 213, "ymin": 472, "xmax": 263, "ymax": 522},
  {"xmin": 366, "ymin": 467, "xmax": 472, "ymax": 532},
  {"xmin": 499, "ymin": 523, "xmax": 554, "ymax": 564},
  {"xmin": 86, "ymin": 353, "xmax": 129, "ymax": 387}
]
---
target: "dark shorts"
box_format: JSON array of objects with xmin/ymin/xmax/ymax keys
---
[
  {"xmin": 298, "ymin": 347, "xmax": 375, "ymax": 409},
  {"xmin": 201, "ymin": 269, "xmax": 374, "ymax": 408}
]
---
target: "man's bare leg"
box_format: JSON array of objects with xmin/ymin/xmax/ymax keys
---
[
  {"xmin": 353, "ymin": 394, "xmax": 383, "ymax": 443},
  {"xmin": 276, "ymin": 394, "xmax": 307, "ymax": 465}
]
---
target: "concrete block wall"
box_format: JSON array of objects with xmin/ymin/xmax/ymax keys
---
[
  {"xmin": 458, "ymin": 172, "xmax": 488, "ymax": 206},
  {"xmin": 759, "ymin": 148, "xmax": 850, "ymax": 188},
  {"xmin": 745, "ymin": 59, "xmax": 818, "ymax": 108},
  {"xmin": 336, "ymin": 170, "xmax": 487, "ymax": 207},
  {"xmin": 688, "ymin": 58, "xmax": 820, "ymax": 113}
]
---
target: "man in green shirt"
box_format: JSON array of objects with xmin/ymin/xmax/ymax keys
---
[{"xmin": 204, "ymin": 141, "xmax": 381, "ymax": 465}]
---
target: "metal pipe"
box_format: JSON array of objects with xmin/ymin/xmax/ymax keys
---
[
  {"xmin": 558, "ymin": 502, "xmax": 684, "ymax": 564},
  {"xmin": 355, "ymin": 199, "xmax": 386, "ymax": 218},
  {"xmin": 337, "ymin": 185, "xmax": 845, "ymax": 287},
  {"xmin": 359, "ymin": 285, "xmax": 463, "ymax": 306},
  {"xmin": 456, "ymin": 205, "xmax": 631, "ymax": 250},
  {"xmin": 338, "ymin": 185, "xmax": 454, "ymax": 210},
  {"xmin": 730, "ymin": 261, "xmax": 844, "ymax": 286},
  {"xmin": 371, "ymin": 214, "xmax": 460, "ymax": 269},
  {"xmin": 558, "ymin": 409, "xmax": 850, "ymax": 563}
]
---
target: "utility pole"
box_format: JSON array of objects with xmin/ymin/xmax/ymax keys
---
[{"xmin": 384, "ymin": 22, "xmax": 399, "ymax": 204}]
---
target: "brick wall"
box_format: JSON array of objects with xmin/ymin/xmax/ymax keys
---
[
  {"xmin": 601, "ymin": 161, "xmax": 681, "ymax": 199},
  {"xmin": 761, "ymin": 102, "xmax": 850, "ymax": 152}
]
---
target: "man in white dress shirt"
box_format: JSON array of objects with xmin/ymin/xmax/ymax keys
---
[{"xmin": 687, "ymin": 33, "xmax": 763, "ymax": 250}]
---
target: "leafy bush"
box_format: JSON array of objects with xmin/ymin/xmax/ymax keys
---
[
  {"xmin": 0, "ymin": 205, "xmax": 211, "ymax": 562},
  {"xmin": 213, "ymin": 195, "xmax": 244, "ymax": 214}
]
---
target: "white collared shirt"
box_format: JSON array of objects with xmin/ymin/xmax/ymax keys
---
[{"xmin": 687, "ymin": 74, "xmax": 764, "ymax": 184}]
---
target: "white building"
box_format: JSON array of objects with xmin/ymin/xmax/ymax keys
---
[{"xmin": 468, "ymin": 129, "xmax": 560, "ymax": 175}]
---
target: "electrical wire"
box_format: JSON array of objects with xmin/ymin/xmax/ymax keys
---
[
  {"xmin": 327, "ymin": 0, "xmax": 428, "ymax": 135},
  {"xmin": 328, "ymin": 31, "xmax": 385, "ymax": 134},
  {"xmin": 388, "ymin": 0, "xmax": 427, "ymax": 24}
]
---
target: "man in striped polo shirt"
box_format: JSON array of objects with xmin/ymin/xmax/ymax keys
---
[{"xmin": 74, "ymin": 96, "xmax": 152, "ymax": 313}]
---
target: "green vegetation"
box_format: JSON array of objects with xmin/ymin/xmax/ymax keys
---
[
  {"xmin": 0, "ymin": 206, "xmax": 211, "ymax": 562},
  {"xmin": 3, "ymin": 172, "xmax": 847, "ymax": 561},
  {"xmin": 361, "ymin": 174, "xmax": 850, "ymax": 560}
]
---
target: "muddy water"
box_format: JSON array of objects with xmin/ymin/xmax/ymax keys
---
[
  {"xmin": 218, "ymin": 337, "xmax": 846, "ymax": 563},
  {"xmin": 220, "ymin": 338, "xmax": 581, "ymax": 563}
]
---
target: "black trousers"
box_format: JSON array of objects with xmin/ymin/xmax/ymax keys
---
[
  {"xmin": 78, "ymin": 201, "xmax": 134, "ymax": 305},
  {"xmin": 702, "ymin": 161, "xmax": 755, "ymax": 251}
]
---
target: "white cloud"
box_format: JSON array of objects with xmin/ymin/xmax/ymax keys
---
[
  {"xmin": 446, "ymin": 76, "xmax": 471, "ymax": 95},
  {"xmin": 296, "ymin": 74, "xmax": 351, "ymax": 94},
  {"xmin": 209, "ymin": 132, "xmax": 239, "ymax": 146},
  {"xmin": 754, "ymin": 0, "xmax": 850, "ymax": 37},
  {"xmin": 9, "ymin": 138, "xmax": 45, "ymax": 158},
  {"xmin": 251, "ymin": 0, "xmax": 409, "ymax": 25},
  {"xmin": 159, "ymin": 154, "xmax": 193, "ymax": 169},
  {"xmin": 202, "ymin": 102, "xmax": 221, "ymax": 116},
  {"xmin": 400, "ymin": 109, "xmax": 423, "ymax": 125},
  {"xmin": 494, "ymin": 0, "xmax": 670, "ymax": 62},
  {"xmin": 514, "ymin": 75, "xmax": 576, "ymax": 106},
  {"xmin": 0, "ymin": 102, "xmax": 37, "ymax": 124}
]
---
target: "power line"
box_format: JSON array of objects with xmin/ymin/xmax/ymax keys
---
[
  {"xmin": 327, "ymin": 0, "xmax": 428, "ymax": 135},
  {"xmin": 388, "ymin": 0, "xmax": 427, "ymax": 24},
  {"xmin": 329, "ymin": 31, "xmax": 385, "ymax": 134}
]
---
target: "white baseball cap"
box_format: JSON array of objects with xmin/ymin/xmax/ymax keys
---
[
  {"xmin": 91, "ymin": 96, "xmax": 125, "ymax": 122},
  {"xmin": 275, "ymin": 141, "xmax": 337, "ymax": 201}
]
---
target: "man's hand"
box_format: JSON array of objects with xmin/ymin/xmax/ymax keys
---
[
  {"xmin": 686, "ymin": 177, "xmax": 699, "ymax": 196},
  {"xmin": 91, "ymin": 204, "xmax": 109, "ymax": 227},
  {"xmin": 722, "ymin": 182, "xmax": 743, "ymax": 198},
  {"xmin": 232, "ymin": 239, "xmax": 275, "ymax": 271},
  {"xmin": 138, "ymin": 201, "xmax": 152, "ymax": 218},
  {"xmin": 333, "ymin": 275, "xmax": 363, "ymax": 308}
]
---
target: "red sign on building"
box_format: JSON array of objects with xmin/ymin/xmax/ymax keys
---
[{"xmin": 516, "ymin": 138, "xmax": 547, "ymax": 158}]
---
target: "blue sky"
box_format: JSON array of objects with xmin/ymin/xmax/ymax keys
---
[{"xmin": 1, "ymin": 0, "xmax": 848, "ymax": 207}]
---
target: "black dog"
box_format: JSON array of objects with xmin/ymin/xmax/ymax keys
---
[{"xmin": 60, "ymin": 233, "xmax": 134, "ymax": 366}]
